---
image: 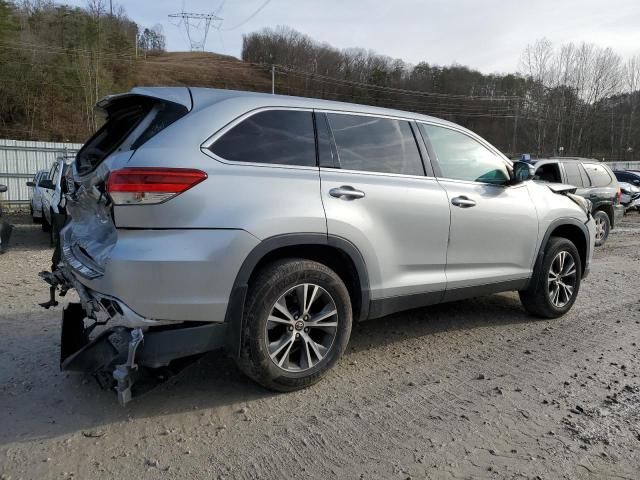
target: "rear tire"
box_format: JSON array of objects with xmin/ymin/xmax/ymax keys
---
[
  {"xmin": 593, "ymin": 210, "xmax": 610, "ymax": 247},
  {"xmin": 236, "ymin": 258, "xmax": 352, "ymax": 392},
  {"xmin": 519, "ymin": 237, "xmax": 581, "ymax": 319}
]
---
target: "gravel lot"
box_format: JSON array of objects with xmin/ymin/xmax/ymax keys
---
[{"xmin": 1, "ymin": 212, "xmax": 639, "ymax": 479}]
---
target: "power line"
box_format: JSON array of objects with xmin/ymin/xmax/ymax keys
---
[{"xmin": 221, "ymin": 0, "xmax": 272, "ymax": 31}]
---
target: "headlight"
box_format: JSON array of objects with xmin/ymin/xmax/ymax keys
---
[{"xmin": 566, "ymin": 193, "xmax": 592, "ymax": 216}]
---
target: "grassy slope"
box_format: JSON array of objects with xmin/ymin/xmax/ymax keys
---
[{"xmin": 135, "ymin": 51, "xmax": 272, "ymax": 93}]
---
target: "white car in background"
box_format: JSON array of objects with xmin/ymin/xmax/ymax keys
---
[
  {"xmin": 26, "ymin": 169, "xmax": 48, "ymax": 223},
  {"xmin": 40, "ymin": 156, "xmax": 73, "ymax": 244}
]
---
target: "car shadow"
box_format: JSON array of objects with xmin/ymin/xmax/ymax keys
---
[
  {"xmin": 0, "ymin": 292, "xmax": 535, "ymax": 446},
  {"xmin": 1, "ymin": 213, "xmax": 52, "ymax": 253}
]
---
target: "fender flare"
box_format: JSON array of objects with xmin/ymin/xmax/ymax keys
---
[
  {"xmin": 224, "ymin": 233, "xmax": 370, "ymax": 358},
  {"xmin": 530, "ymin": 217, "xmax": 591, "ymax": 287}
]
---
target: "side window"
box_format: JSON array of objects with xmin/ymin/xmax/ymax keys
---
[
  {"xmin": 421, "ymin": 124, "xmax": 509, "ymax": 184},
  {"xmin": 210, "ymin": 110, "xmax": 316, "ymax": 167},
  {"xmin": 562, "ymin": 162, "xmax": 583, "ymax": 187},
  {"xmin": 583, "ymin": 163, "xmax": 612, "ymax": 188},
  {"xmin": 325, "ymin": 113, "xmax": 424, "ymax": 176}
]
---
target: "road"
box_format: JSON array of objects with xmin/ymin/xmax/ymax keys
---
[{"xmin": 1, "ymin": 213, "xmax": 639, "ymax": 479}]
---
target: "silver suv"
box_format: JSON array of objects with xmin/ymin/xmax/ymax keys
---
[{"xmin": 45, "ymin": 87, "xmax": 596, "ymax": 403}]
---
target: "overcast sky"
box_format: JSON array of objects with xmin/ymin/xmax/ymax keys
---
[{"xmin": 72, "ymin": 0, "xmax": 640, "ymax": 73}]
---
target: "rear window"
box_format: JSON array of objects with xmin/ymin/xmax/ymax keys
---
[
  {"xmin": 75, "ymin": 97, "xmax": 187, "ymax": 176},
  {"xmin": 210, "ymin": 110, "xmax": 316, "ymax": 167},
  {"xmin": 583, "ymin": 163, "xmax": 613, "ymax": 188}
]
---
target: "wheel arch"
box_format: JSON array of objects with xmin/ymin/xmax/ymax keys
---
[
  {"xmin": 224, "ymin": 233, "xmax": 370, "ymax": 358},
  {"xmin": 534, "ymin": 218, "xmax": 590, "ymax": 284},
  {"xmin": 594, "ymin": 203, "xmax": 614, "ymax": 225}
]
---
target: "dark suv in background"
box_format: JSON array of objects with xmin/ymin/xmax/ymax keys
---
[{"xmin": 533, "ymin": 158, "xmax": 623, "ymax": 246}]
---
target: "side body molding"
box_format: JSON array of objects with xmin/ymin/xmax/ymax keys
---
[{"xmin": 224, "ymin": 233, "xmax": 370, "ymax": 358}]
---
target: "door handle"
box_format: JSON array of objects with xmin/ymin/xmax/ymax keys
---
[
  {"xmin": 451, "ymin": 196, "xmax": 476, "ymax": 208},
  {"xmin": 329, "ymin": 186, "xmax": 365, "ymax": 200}
]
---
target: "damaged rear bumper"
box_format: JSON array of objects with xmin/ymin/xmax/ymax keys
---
[{"xmin": 60, "ymin": 303, "xmax": 227, "ymax": 405}]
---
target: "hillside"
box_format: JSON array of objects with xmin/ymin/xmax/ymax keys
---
[{"xmin": 135, "ymin": 51, "xmax": 272, "ymax": 92}]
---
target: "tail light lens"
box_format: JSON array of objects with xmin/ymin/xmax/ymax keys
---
[
  {"xmin": 107, "ymin": 168, "xmax": 207, "ymax": 205},
  {"xmin": 616, "ymin": 186, "xmax": 622, "ymax": 203}
]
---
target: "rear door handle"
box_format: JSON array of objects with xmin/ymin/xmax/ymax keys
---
[
  {"xmin": 329, "ymin": 186, "xmax": 365, "ymax": 200},
  {"xmin": 451, "ymin": 196, "xmax": 476, "ymax": 208}
]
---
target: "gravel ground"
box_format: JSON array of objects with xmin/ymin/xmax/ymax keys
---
[{"xmin": 1, "ymin": 212, "xmax": 639, "ymax": 480}]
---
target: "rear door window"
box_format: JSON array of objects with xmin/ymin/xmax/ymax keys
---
[
  {"xmin": 210, "ymin": 110, "xmax": 316, "ymax": 167},
  {"xmin": 562, "ymin": 162, "xmax": 583, "ymax": 187},
  {"xmin": 583, "ymin": 163, "xmax": 613, "ymax": 187},
  {"xmin": 325, "ymin": 113, "xmax": 424, "ymax": 176}
]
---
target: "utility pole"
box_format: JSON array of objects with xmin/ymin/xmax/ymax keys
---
[{"xmin": 271, "ymin": 65, "xmax": 275, "ymax": 95}]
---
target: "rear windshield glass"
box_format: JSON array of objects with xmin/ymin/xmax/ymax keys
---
[
  {"xmin": 75, "ymin": 97, "xmax": 187, "ymax": 176},
  {"xmin": 583, "ymin": 163, "xmax": 613, "ymax": 188}
]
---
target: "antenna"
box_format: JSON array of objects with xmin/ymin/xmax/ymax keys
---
[{"xmin": 168, "ymin": 11, "xmax": 223, "ymax": 51}]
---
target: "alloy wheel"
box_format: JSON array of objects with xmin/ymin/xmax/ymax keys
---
[
  {"xmin": 265, "ymin": 283, "xmax": 339, "ymax": 372},
  {"xmin": 547, "ymin": 250, "xmax": 577, "ymax": 308}
]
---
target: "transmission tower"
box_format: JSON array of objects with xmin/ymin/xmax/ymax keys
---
[{"xmin": 168, "ymin": 11, "xmax": 223, "ymax": 51}]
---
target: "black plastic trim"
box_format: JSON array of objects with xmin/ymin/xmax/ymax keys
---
[
  {"xmin": 532, "ymin": 217, "xmax": 591, "ymax": 285},
  {"xmin": 369, "ymin": 290, "xmax": 443, "ymax": 319},
  {"xmin": 442, "ymin": 278, "xmax": 529, "ymax": 303}
]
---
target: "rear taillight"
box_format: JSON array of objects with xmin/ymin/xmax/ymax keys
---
[
  {"xmin": 616, "ymin": 186, "xmax": 622, "ymax": 203},
  {"xmin": 107, "ymin": 168, "xmax": 207, "ymax": 205}
]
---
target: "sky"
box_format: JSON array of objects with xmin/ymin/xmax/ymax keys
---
[{"xmin": 71, "ymin": 0, "xmax": 640, "ymax": 74}]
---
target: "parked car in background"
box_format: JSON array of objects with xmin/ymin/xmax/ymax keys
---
[
  {"xmin": 43, "ymin": 87, "xmax": 596, "ymax": 404},
  {"xmin": 26, "ymin": 169, "xmax": 48, "ymax": 223},
  {"xmin": 40, "ymin": 157, "xmax": 71, "ymax": 245},
  {"xmin": 613, "ymin": 169, "xmax": 640, "ymax": 187},
  {"xmin": 533, "ymin": 158, "xmax": 624, "ymax": 246},
  {"xmin": 619, "ymin": 182, "xmax": 640, "ymax": 212}
]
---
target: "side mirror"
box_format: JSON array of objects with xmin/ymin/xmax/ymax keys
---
[
  {"xmin": 512, "ymin": 161, "xmax": 535, "ymax": 183},
  {"xmin": 26, "ymin": 181, "xmax": 35, "ymax": 187},
  {"xmin": 38, "ymin": 179, "xmax": 55, "ymax": 190},
  {"xmin": 0, "ymin": 184, "xmax": 7, "ymax": 193}
]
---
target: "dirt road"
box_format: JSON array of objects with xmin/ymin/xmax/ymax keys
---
[{"xmin": 1, "ymin": 213, "xmax": 639, "ymax": 479}]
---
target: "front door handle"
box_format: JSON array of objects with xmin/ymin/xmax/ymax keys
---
[
  {"xmin": 451, "ymin": 196, "xmax": 476, "ymax": 208},
  {"xmin": 329, "ymin": 186, "xmax": 365, "ymax": 200}
]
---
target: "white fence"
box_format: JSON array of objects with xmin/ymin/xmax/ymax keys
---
[
  {"xmin": 0, "ymin": 138, "xmax": 83, "ymax": 209},
  {"xmin": 605, "ymin": 161, "xmax": 640, "ymax": 170}
]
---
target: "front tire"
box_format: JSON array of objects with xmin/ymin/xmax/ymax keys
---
[
  {"xmin": 236, "ymin": 259, "xmax": 352, "ymax": 392},
  {"xmin": 593, "ymin": 210, "xmax": 610, "ymax": 246},
  {"xmin": 519, "ymin": 237, "xmax": 581, "ymax": 318}
]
